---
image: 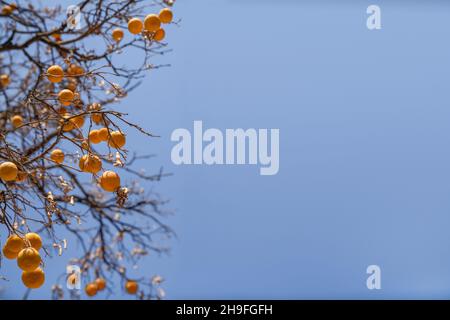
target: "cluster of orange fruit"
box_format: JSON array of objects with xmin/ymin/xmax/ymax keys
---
[
  {"xmin": 83, "ymin": 278, "xmax": 138, "ymax": 297},
  {"xmin": 111, "ymin": 7, "xmax": 173, "ymax": 43},
  {"xmin": 83, "ymin": 278, "xmax": 106, "ymax": 297},
  {"xmin": 44, "ymin": 63, "xmax": 126, "ymax": 193},
  {"xmin": 2, "ymin": 233, "xmax": 45, "ymax": 289}
]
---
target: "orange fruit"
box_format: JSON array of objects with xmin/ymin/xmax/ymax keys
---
[
  {"xmin": 85, "ymin": 283, "xmax": 98, "ymax": 297},
  {"xmin": 79, "ymin": 154, "xmax": 102, "ymax": 174},
  {"xmin": 128, "ymin": 18, "xmax": 143, "ymax": 35},
  {"xmin": 25, "ymin": 233, "xmax": 42, "ymax": 251},
  {"xmin": 2, "ymin": 246, "xmax": 18, "ymax": 259},
  {"xmin": 97, "ymin": 127, "xmax": 109, "ymax": 141},
  {"xmin": 62, "ymin": 114, "xmax": 85, "ymax": 131},
  {"xmin": 125, "ymin": 280, "xmax": 138, "ymax": 294},
  {"xmin": 66, "ymin": 78, "xmax": 78, "ymax": 91},
  {"xmin": 61, "ymin": 114, "xmax": 75, "ymax": 132},
  {"xmin": 72, "ymin": 114, "xmax": 85, "ymax": 129},
  {"xmin": 22, "ymin": 267, "xmax": 45, "ymax": 289},
  {"xmin": 100, "ymin": 171, "xmax": 120, "ymax": 192},
  {"xmin": 159, "ymin": 8, "xmax": 173, "ymax": 24},
  {"xmin": 47, "ymin": 65, "xmax": 64, "ymax": 83},
  {"xmin": 91, "ymin": 113, "xmax": 103, "ymax": 124},
  {"xmin": 5, "ymin": 234, "xmax": 24, "ymax": 252},
  {"xmin": 67, "ymin": 64, "xmax": 84, "ymax": 76},
  {"xmin": 17, "ymin": 247, "xmax": 41, "ymax": 271},
  {"xmin": 11, "ymin": 115, "xmax": 23, "ymax": 128},
  {"xmin": 144, "ymin": 14, "xmax": 161, "ymax": 32},
  {"xmin": 153, "ymin": 28, "xmax": 165, "ymax": 42},
  {"xmin": 50, "ymin": 149, "xmax": 65, "ymax": 164},
  {"xmin": 0, "ymin": 161, "xmax": 18, "ymax": 181},
  {"xmin": 0, "ymin": 74, "xmax": 10, "ymax": 87},
  {"xmin": 112, "ymin": 28, "xmax": 124, "ymax": 42},
  {"xmin": 95, "ymin": 278, "xmax": 106, "ymax": 291},
  {"xmin": 1, "ymin": 5, "xmax": 13, "ymax": 15},
  {"xmin": 88, "ymin": 130, "xmax": 102, "ymax": 144},
  {"xmin": 108, "ymin": 131, "xmax": 126, "ymax": 148},
  {"xmin": 58, "ymin": 89, "xmax": 74, "ymax": 106}
]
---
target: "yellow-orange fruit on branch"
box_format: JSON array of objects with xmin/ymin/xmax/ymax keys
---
[
  {"xmin": 22, "ymin": 268, "xmax": 45, "ymax": 289},
  {"xmin": 88, "ymin": 130, "xmax": 102, "ymax": 144},
  {"xmin": 2, "ymin": 246, "xmax": 18, "ymax": 260},
  {"xmin": 67, "ymin": 64, "xmax": 84, "ymax": 76},
  {"xmin": 108, "ymin": 131, "xmax": 126, "ymax": 148},
  {"xmin": 58, "ymin": 89, "xmax": 74, "ymax": 106},
  {"xmin": 125, "ymin": 280, "xmax": 138, "ymax": 294},
  {"xmin": 112, "ymin": 28, "xmax": 124, "ymax": 42},
  {"xmin": 159, "ymin": 8, "xmax": 173, "ymax": 24},
  {"xmin": 17, "ymin": 247, "xmax": 41, "ymax": 272},
  {"xmin": 5, "ymin": 234, "xmax": 24, "ymax": 252},
  {"xmin": 47, "ymin": 65, "xmax": 64, "ymax": 83},
  {"xmin": 0, "ymin": 161, "xmax": 18, "ymax": 181},
  {"xmin": 25, "ymin": 233, "xmax": 42, "ymax": 251},
  {"xmin": 144, "ymin": 14, "xmax": 161, "ymax": 32},
  {"xmin": 11, "ymin": 115, "xmax": 23, "ymax": 128},
  {"xmin": 61, "ymin": 113, "xmax": 85, "ymax": 132},
  {"xmin": 1, "ymin": 5, "xmax": 14, "ymax": 15},
  {"xmin": 153, "ymin": 28, "xmax": 165, "ymax": 42},
  {"xmin": 95, "ymin": 278, "xmax": 106, "ymax": 291},
  {"xmin": 91, "ymin": 113, "xmax": 103, "ymax": 125},
  {"xmin": 97, "ymin": 127, "xmax": 109, "ymax": 141},
  {"xmin": 50, "ymin": 149, "xmax": 65, "ymax": 164},
  {"xmin": 100, "ymin": 171, "xmax": 120, "ymax": 192},
  {"xmin": 79, "ymin": 154, "xmax": 102, "ymax": 174},
  {"xmin": 85, "ymin": 283, "xmax": 98, "ymax": 297},
  {"xmin": 0, "ymin": 74, "xmax": 10, "ymax": 87},
  {"xmin": 128, "ymin": 18, "xmax": 143, "ymax": 35},
  {"xmin": 72, "ymin": 115, "xmax": 85, "ymax": 129}
]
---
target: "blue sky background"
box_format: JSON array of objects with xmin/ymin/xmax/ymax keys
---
[{"xmin": 2, "ymin": 0, "xmax": 450, "ymax": 299}]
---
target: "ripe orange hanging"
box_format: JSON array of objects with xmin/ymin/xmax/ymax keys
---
[
  {"xmin": 112, "ymin": 28, "xmax": 124, "ymax": 42},
  {"xmin": 144, "ymin": 14, "xmax": 161, "ymax": 32},
  {"xmin": 88, "ymin": 130, "xmax": 102, "ymax": 144},
  {"xmin": 0, "ymin": 161, "xmax": 18, "ymax": 181},
  {"xmin": 0, "ymin": 74, "xmax": 10, "ymax": 87},
  {"xmin": 98, "ymin": 127, "xmax": 109, "ymax": 141},
  {"xmin": 58, "ymin": 89, "xmax": 75, "ymax": 106},
  {"xmin": 91, "ymin": 113, "xmax": 103, "ymax": 124},
  {"xmin": 100, "ymin": 171, "xmax": 120, "ymax": 192},
  {"xmin": 11, "ymin": 115, "xmax": 23, "ymax": 128},
  {"xmin": 25, "ymin": 233, "xmax": 42, "ymax": 251},
  {"xmin": 17, "ymin": 247, "xmax": 41, "ymax": 271},
  {"xmin": 159, "ymin": 8, "xmax": 173, "ymax": 24},
  {"xmin": 50, "ymin": 149, "xmax": 65, "ymax": 164},
  {"xmin": 85, "ymin": 283, "xmax": 98, "ymax": 297},
  {"xmin": 2, "ymin": 246, "xmax": 18, "ymax": 259},
  {"xmin": 67, "ymin": 64, "xmax": 84, "ymax": 76},
  {"xmin": 79, "ymin": 154, "xmax": 102, "ymax": 174},
  {"xmin": 153, "ymin": 28, "xmax": 165, "ymax": 42},
  {"xmin": 47, "ymin": 65, "xmax": 64, "ymax": 83},
  {"xmin": 128, "ymin": 18, "xmax": 143, "ymax": 35},
  {"xmin": 125, "ymin": 280, "xmax": 138, "ymax": 294},
  {"xmin": 5, "ymin": 234, "xmax": 24, "ymax": 252},
  {"xmin": 22, "ymin": 267, "xmax": 45, "ymax": 289},
  {"xmin": 108, "ymin": 130, "xmax": 126, "ymax": 148},
  {"xmin": 95, "ymin": 278, "xmax": 106, "ymax": 291}
]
